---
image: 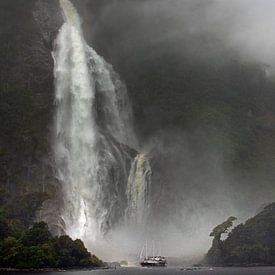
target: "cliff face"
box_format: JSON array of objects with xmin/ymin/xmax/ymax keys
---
[
  {"xmin": 0, "ymin": 0, "xmax": 138, "ymax": 235},
  {"xmin": 0, "ymin": 0, "xmax": 275, "ymax": 244},
  {"xmin": 0, "ymin": 0, "xmax": 58, "ymax": 198}
]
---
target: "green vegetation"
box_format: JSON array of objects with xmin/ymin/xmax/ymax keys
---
[
  {"xmin": 0, "ymin": 192, "xmax": 103, "ymax": 270},
  {"xmin": 206, "ymin": 203, "xmax": 275, "ymax": 266},
  {"xmin": 210, "ymin": 216, "xmax": 237, "ymax": 240},
  {"xmin": 0, "ymin": 217, "xmax": 103, "ymax": 269}
]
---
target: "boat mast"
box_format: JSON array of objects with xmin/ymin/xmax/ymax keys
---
[
  {"xmin": 139, "ymin": 245, "xmax": 145, "ymax": 260},
  {"xmin": 145, "ymin": 240, "xmax": 148, "ymax": 259}
]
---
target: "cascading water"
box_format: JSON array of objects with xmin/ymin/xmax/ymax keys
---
[
  {"xmin": 126, "ymin": 154, "xmax": 152, "ymax": 224},
  {"xmin": 52, "ymin": 0, "xmax": 138, "ymax": 242},
  {"xmin": 53, "ymin": 0, "xmax": 98, "ymax": 240}
]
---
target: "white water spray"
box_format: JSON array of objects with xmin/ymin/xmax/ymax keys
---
[
  {"xmin": 53, "ymin": 0, "xmax": 98, "ymax": 240},
  {"xmin": 53, "ymin": 0, "xmax": 138, "ymax": 242},
  {"xmin": 126, "ymin": 154, "xmax": 152, "ymax": 224}
]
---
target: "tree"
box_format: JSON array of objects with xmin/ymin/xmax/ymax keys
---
[
  {"xmin": 210, "ymin": 216, "xmax": 237, "ymax": 240},
  {"xmin": 0, "ymin": 236, "xmax": 22, "ymax": 267},
  {"xmin": 206, "ymin": 216, "xmax": 237, "ymax": 265},
  {"xmin": 55, "ymin": 235, "xmax": 77, "ymax": 267},
  {"xmin": 0, "ymin": 208, "xmax": 9, "ymax": 240},
  {"xmin": 15, "ymin": 242, "xmax": 58, "ymax": 269},
  {"xmin": 22, "ymin": 221, "xmax": 52, "ymax": 246}
]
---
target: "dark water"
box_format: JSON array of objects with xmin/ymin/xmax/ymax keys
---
[{"xmin": 1, "ymin": 267, "xmax": 275, "ymax": 275}]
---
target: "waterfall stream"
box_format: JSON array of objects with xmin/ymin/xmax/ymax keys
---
[
  {"xmin": 126, "ymin": 154, "xmax": 152, "ymax": 224},
  {"xmin": 52, "ymin": 0, "xmax": 151, "ymax": 243}
]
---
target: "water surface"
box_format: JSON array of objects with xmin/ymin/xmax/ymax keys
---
[{"xmin": 1, "ymin": 267, "xmax": 275, "ymax": 275}]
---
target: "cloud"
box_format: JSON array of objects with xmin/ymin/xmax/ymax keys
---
[{"xmin": 80, "ymin": 0, "xmax": 275, "ymax": 71}]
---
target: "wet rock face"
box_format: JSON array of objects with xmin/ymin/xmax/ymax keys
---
[
  {"xmin": 0, "ymin": 1, "xmax": 140, "ymax": 235},
  {"xmin": 0, "ymin": 1, "xmax": 66, "ymax": 235},
  {"xmin": 35, "ymin": 0, "xmax": 139, "ymax": 237},
  {"xmin": 41, "ymin": 134, "xmax": 137, "ymax": 237},
  {"xmin": 0, "ymin": 0, "xmax": 61, "ymax": 196},
  {"xmin": 34, "ymin": 0, "xmax": 64, "ymax": 51},
  {"xmin": 96, "ymin": 133, "xmax": 137, "ymax": 234}
]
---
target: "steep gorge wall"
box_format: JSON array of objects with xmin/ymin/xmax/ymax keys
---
[
  {"xmin": 0, "ymin": 0, "xmax": 275, "ymax": 256},
  {"xmin": 0, "ymin": 0, "xmax": 60, "ymax": 198}
]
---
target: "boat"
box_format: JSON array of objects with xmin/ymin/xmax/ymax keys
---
[
  {"xmin": 140, "ymin": 256, "xmax": 167, "ymax": 267},
  {"xmin": 139, "ymin": 241, "xmax": 167, "ymax": 267}
]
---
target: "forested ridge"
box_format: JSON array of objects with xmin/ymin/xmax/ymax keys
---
[{"xmin": 206, "ymin": 203, "xmax": 275, "ymax": 266}]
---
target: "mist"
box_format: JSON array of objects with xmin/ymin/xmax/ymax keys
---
[
  {"xmin": 72, "ymin": 0, "xmax": 275, "ymax": 69},
  {"xmin": 27, "ymin": 0, "xmax": 274, "ymax": 262},
  {"xmin": 60, "ymin": 0, "xmax": 275, "ymax": 261}
]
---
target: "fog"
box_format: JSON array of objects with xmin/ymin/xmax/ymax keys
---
[
  {"xmin": 220, "ymin": 0, "xmax": 275, "ymax": 70},
  {"xmin": 68, "ymin": 0, "xmax": 275, "ymax": 261},
  {"xmin": 76, "ymin": 0, "xmax": 275, "ymax": 71}
]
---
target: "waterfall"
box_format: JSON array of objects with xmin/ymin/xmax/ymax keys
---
[
  {"xmin": 52, "ymin": 0, "xmax": 136, "ymax": 241},
  {"xmin": 126, "ymin": 154, "xmax": 152, "ymax": 224}
]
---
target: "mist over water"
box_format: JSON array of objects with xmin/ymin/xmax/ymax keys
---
[
  {"xmin": 48, "ymin": 0, "xmax": 275, "ymax": 262},
  {"xmin": 77, "ymin": 0, "xmax": 275, "ymax": 259}
]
